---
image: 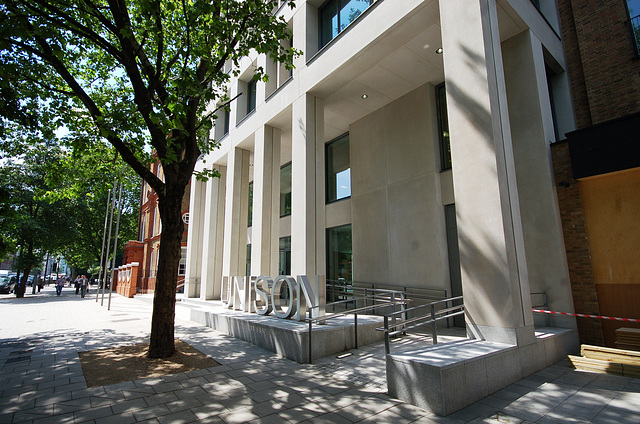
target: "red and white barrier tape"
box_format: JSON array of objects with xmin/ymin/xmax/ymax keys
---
[{"xmin": 532, "ymin": 309, "xmax": 640, "ymax": 323}]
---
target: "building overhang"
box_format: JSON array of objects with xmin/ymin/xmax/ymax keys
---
[{"xmin": 567, "ymin": 113, "xmax": 640, "ymax": 179}]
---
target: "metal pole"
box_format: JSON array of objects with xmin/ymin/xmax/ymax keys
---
[
  {"xmin": 101, "ymin": 179, "xmax": 117, "ymax": 305},
  {"xmin": 354, "ymin": 313, "xmax": 358, "ymax": 349},
  {"xmin": 97, "ymin": 188, "xmax": 111, "ymax": 302},
  {"xmin": 107, "ymin": 180, "xmax": 123, "ymax": 311},
  {"xmin": 308, "ymin": 320, "xmax": 313, "ymax": 364},
  {"xmin": 431, "ymin": 304, "xmax": 437, "ymax": 345},
  {"xmin": 384, "ymin": 315, "xmax": 390, "ymax": 355}
]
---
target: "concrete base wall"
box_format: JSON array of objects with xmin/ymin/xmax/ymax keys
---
[
  {"xmin": 386, "ymin": 327, "xmax": 578, "ymax": 416},
  {"xmin": 188, "ymin": 302, "xmax": 384, "ymax": 363}
]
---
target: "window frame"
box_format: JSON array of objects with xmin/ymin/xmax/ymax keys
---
[
  {"xmin": 319, "ymin": 0, "xmax": 373, "ymax": 49},
  {"xmin": 625, "ymin": 0, "xmax": 640, "ymax": 57},
  {"xmin": 246, "ymin": 78, "xmax": 257, "ymax": 115},
  {"xmin": 436, "ymin": 83, "xmax": 452, "ymax": 171},
  {"xmin": 280, "ymin": 162, "xmax": 292, "ymax": 217},
  {"xmin": 325, "ymin": 133, "xmax": 351, "ymax": 204}
]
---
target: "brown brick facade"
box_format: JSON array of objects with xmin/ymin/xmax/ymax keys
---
[
  {"xmin": 551, "ymin": 141, "xmax": 604, "ymax": 345},
  {"xmin": 557, "ymin": 0, "xmax": 640, "ymax": 126}
]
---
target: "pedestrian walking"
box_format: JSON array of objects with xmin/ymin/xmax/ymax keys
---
[
  {"xmin": 55, "ymin": 278, "xmax": 64, "ymax": 296},
  {"xmin": 80, "ymin": 275, "xmax": 88, "ymax": 298},
  {"xmin": 75, "ymin": 276, "xmax": 81, "ymax": 295}
]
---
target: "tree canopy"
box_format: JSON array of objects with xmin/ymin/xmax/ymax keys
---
[{"xmin": 1, "ymin": 0, "xmax": 298, "ymax": 357}]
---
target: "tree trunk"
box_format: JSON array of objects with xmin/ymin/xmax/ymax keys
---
[{"xmin": 147, "ymin": 181, "xmax": 186, "ymax": 358}]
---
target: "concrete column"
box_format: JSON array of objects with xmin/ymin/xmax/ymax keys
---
[
  {"xmin": 199, "ymin": 166, "xmax": 227, "ymax": 300},
  {"xmin": 502, "ymin": 31, "xmax": 576, "ymax": 329},
  {"xmin": 291, "ymin": 94, "xmax": 325, "ymax": 276},
  {"xmin": 439, "ymin": 0, "xmax": 534, "ymax": 346},
  {"xmin": 222, "ymin": 148, "xmax": 251, "ymax": 278},
  {"xmin": 251, "ymin": 126, "xmax": 281, "ymax": 276},
  {"xmin": 184, "ymin": 176, "xmax": 206, "ymax": 298}
]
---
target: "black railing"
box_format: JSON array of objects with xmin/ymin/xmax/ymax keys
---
[
  {"xmin": 630, "ymin": 14, "xmax": 640, "ymax": 57},
  {"xmin": 379, "ymin": 296, "xmax": 464, "ymax": 355}
]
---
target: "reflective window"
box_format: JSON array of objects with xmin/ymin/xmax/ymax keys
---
[
  {"xmin": 248, "ymin": 182, "xmax": 253, "ymax": 227},
  {"xmin": 436, "ymin": 83, "xmax": 451, "ymax": 170},
  {"xmin": 326, "ymin": 225, "xmax": 352, "ymax": 285},
  {"xmin": 320, "ymin": 0, "xmax": 372, "ymax": 48},
  {"xmin": 279, "ymin": 236, "xmax": 291, "ymax": 275},
  {"xmin": 246, "ymin": 244, "xmax": 251, "ymax": 277},
  {"xmin": 626, "ymin": 0, "xmax": 640, "ymax": 56},
  {"xmin": 247, "ymin": 79, "xmax": 257, "ymax": 114},
  {"xmin": 280, "ymin": 163, "xmax": 292, "ymax": 217},
  {"xmin": 223, "ymin": 108, "xmax": 230, "ymax": 136},
  {"xmin": 326, "ymin": 134, "xmax": 351, "ymax": 203}
]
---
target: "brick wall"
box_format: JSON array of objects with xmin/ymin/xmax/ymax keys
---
[
  {"xmin": 557, "ymin": 0, "xmax": 640, "ymax": 127},
  {"xmin": 551, "ymin": 141, "xmax": 604, "ymax": 345}
]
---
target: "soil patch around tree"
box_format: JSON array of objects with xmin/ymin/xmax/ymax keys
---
[{"xmin": 78, "ymin": 339, "xmax": 220, "ymax": 387}]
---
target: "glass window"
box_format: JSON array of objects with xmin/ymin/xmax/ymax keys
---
[
  {"xmin": 279, "ymin": 236, "xmax": 291, "ymax": 275},
  {"xmin": 246, "ymin": 244, "xmax": 251, "ymax": 277},
  {"xmin": 178, "ymin": 247, "xmax": 187, "ymax": 276},
  {"xmin": 320, "ymin": 0, "xmax": 372, "ymax": 48},
  {"xmin": 326, "ymin": 224, "xmax": 352, "ymax": 285},
  {"xmin": 280, "ymin": 163, "xmax": 292, "ymax": 217},
  {"xmin": 436, "ymin": 83, "xmax": 451, "ymax": 170},
  {"xmin": 326, "ymin": 134, "xmax": 351, "ymax": 203},
  {"xmin": 223, "ymin": 108, "xmax": 230, "ymax": 136},
  {"xmin": 248, "ymin": 182, "xmax": 253, "ymax": 227},
  {"xmin": 247, "ymin": 79, "xmax": 257, "ymax": 114},
  {"xmin": 626, "ymin": 0, "xmax": 640, "ymax": 56}
]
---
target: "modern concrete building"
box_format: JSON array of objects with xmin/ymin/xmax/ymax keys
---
[{"xmin": 184, "ymin": 0, "xmax": 581, "ymax": 413}]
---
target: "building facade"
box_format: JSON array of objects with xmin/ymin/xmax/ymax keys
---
[
  {"xmin": 185, "ymin": 0, "xmax": 579, "ymax": 348},
  {"xmin": 128, "ymin": 161, "xmax": 190, "ymax": 294},
  {"xmin": 552, "ymin": 0, "xmax": 640, "ymax": 347}
]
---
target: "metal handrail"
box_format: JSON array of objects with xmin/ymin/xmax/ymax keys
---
[
  {"xmin": 379, "ymin": 296, "xmax": 464, "ymax": 355},
  {"xmin": 306, "ymin": 289, "xmax": 409, "ymax": 363}
]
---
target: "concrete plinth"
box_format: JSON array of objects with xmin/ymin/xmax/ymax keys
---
[
  {"xmin": 185, "ymin": 300, "xmax": 384, "ymax": 363},
  {"xmin": 386, "ymin": 328, "xmax": 578, "ymax": 416}
]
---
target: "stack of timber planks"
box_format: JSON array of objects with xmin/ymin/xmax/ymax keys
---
[
  {"xmin": 615, "ymin": 327, "xmax": 640, "ymax": 351},
  {"xmin": 568, "ymin": 345, "xmax": 640, "ymax": 378}
]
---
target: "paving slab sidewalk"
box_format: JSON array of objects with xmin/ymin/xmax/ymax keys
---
[{"xmin": 1, "ymin": 287, "xmax": 638, "ymax": 424}]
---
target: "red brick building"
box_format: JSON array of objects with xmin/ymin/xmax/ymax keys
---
[
  {"xmin": 119, "ymin": 162, "xmax": 190, "ymax": 295},
  {"xmin": 553, "ymin": 0, "xmax": 640, "ymax": 346}
]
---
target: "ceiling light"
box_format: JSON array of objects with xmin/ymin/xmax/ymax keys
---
[
  {"xmin": 361, "ymin": 94, "xmax": 368, "ymax": 99},
  {"xmin": 435, "ymin": 47, "xmax": 443, "ymax": 54}
]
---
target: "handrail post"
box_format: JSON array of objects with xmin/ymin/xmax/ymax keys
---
[
  {"xmin": 431, "ymin": 303, "xmax": 437, "ymax": 345},
  {"xmin": 384, "ymin": 315, "xmax": 390, "ymax": 355},
  {"xmin": 354, "ymin": 313, "xmax": 358, "ymax": 349},
  {"xmin": 308, "ymin": 320, "xmax": 313, "ymax": 364},
  {"xmin": 401, "ymin": 292, "xmax": 407, "ymax": 335}
]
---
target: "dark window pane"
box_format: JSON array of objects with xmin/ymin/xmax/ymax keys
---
[
  {"xmin": 247, "ymin": 79, "xmax": 257, "ymax": 114},
  {"xmin": 326, "ymin": 224, "xmax": 352, "ymax": 285},
  {"xmin": 280, "ymin": 163, "xmax": 292, "ymax": 216},
  {"xmin": 248, "ymin": 182, "xmax": 253, "ymax": 227},
  {"xmin": 279, "ymin": 236, "xmax": 291, "ymax": 275},
  {"xmin": 223, "ymin": 108, "xmax": 230, "ymax": 135},
  {"xmin": 320, "ymin": 0, "xmax": 339, "ymax": 47},
  {"xmin": 436, "ymin": 84, "xmax": 451, "ymax": 170},
  {"xmin": 246, "ymin": 244, "xmax": 251, "ymax": 276},
  {"xmin": 326, "ymin": 134, "xmax": 351, "ymax": 203}
]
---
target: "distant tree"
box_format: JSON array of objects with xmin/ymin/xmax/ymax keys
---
[
  {"xmin": 0, "ymin": 144, "xmax": 72, "ymax": 297},
  {"xmin": 1, "ymin": 0, "xmax": 299, "ymax": 357}
]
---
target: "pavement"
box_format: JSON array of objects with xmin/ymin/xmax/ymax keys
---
[{"xmin": 0, "ymin": 286, "xmax": 639, "ymax": 424}]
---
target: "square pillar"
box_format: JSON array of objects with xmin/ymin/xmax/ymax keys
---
[
  {"xmin": 184, "ymin": 176, "xmax": 206, "ymax": 298},
  {"xmin": 439, "ymin": 0, "xmax": 534, "ymax": 346},
  {"xmin": 222, "ymin": 148, "xmax": 251, "ymax": 278},
  {"xmin": 200, "ymin": 166, "xmax": 226, "ymax": 300},
  {"xmin": 502, "ymin": 31, "xmax": 576, "ymax": 329},
  {"xmin": 251, "ymin": 126, "xmax": 281, "ymax": 276},
  {"xmin": 291, "ymin": 94, "xmax": 325, "ymax": 277}
]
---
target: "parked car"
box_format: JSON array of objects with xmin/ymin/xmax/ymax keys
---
[{"xmin": 0, "ymin": 276, "xmax": 13, "ymax": 294}]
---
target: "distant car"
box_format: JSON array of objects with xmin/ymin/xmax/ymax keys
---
[{"xmin": 0, "ymin": 276, "xmax": 12, "ymax": 294}]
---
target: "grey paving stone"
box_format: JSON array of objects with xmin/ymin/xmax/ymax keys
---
[
  {"xmin": 73, "ymin": 404, "xmax": 114, "ymax": 423},
  {"xmin": 33, "ymin": 412, "xmax": 76, "ymax": 423},
  {"xmin": 165, "ymin": 397, "xmax": 204, "ymax": 413},
  {"xmin": 218, "ymin": 407, "xmax": 260, "ymax": 424},
  {"xmin": 157, "ymin": 409, "xmax": 199, "ymax": 424},
  {"xmin": 143, "ymin": 391, "xmax": 180, "ymax": 407},
  {"xmin": 110, "ymin": 397, "xmax": 148, "ymax": 414},
  {"xmin": 95, "ymin": 411, "xmax": 137, "ymax": 424},
  {"xmin": 131, "ymin": 404, "xmax": 173, "ymax": 421}
]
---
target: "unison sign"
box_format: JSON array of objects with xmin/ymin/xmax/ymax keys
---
[{"xmin": 221, "ymin": 275, "xmax": 326, "ymax": 321}]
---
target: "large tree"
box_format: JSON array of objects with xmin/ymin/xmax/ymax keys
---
[{"xmin": 1, "ymin": 0, "xmax": 297, "ymax": 357}]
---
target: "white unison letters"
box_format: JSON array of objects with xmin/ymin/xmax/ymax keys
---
[{"xmin": 221, "ymin": 275, "xmax": 326, "ymax": 321}]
